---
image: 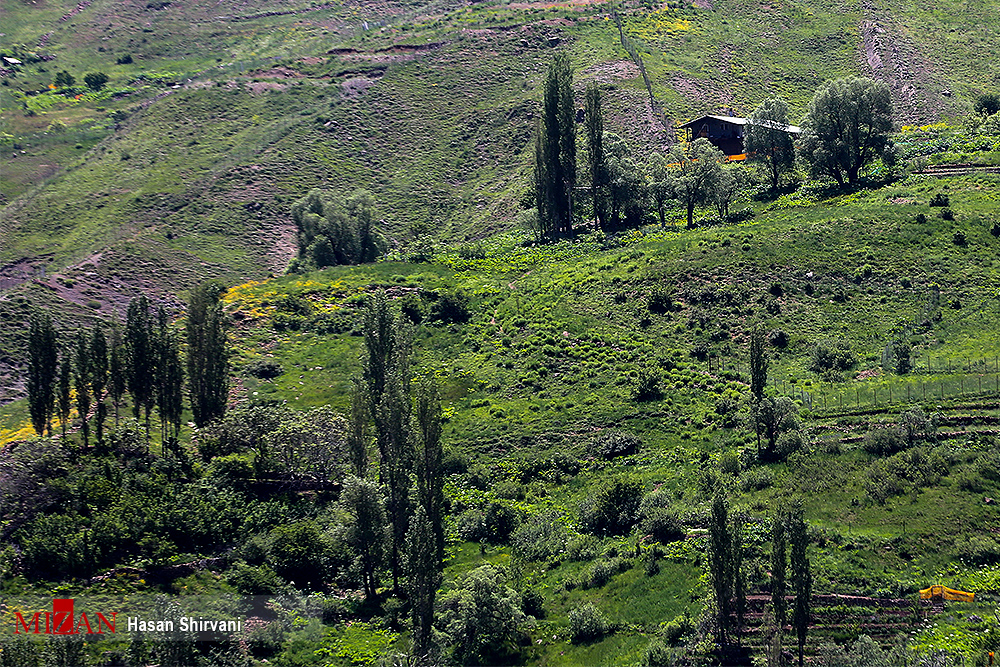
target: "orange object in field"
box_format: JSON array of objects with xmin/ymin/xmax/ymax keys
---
[{"xmin": 918, "ymin": 585, "xmax": 975, "ymax": 602}]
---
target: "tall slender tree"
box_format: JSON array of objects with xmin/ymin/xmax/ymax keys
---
[
  {"xmin": 156, "ymin": 307, "xmax": 184, "ymax": 443},
  {"xmin": 708, "ymin": 492, "xmax": 734, "ymax": 646},
  {"xmin": 347, "ymin": 380, "xmax": 369, "ymax": 478},
  {"xmin": 90, "ymin": 326, "xmax": 108, "ymax": 446},
  {"xmin": 534, "ymin": 53, "xmax": 576, "ymax": 239},
  {"xmin": 342, "ymin": 475, "xmax": 387, "ymax": 603},
  {"xmin": 74, "ymin": 330, "xmax": 92, "ymax": 448},
  {"xmin": 789, "ymin": 506, "xmax": 811, "ymax": 667},
  {"xmin": 26, "ymin": 312, "xmax": 59, "ymax": 436},
  {"xmin": 771, "ymin": 512, "xmax": 787, "ymax": 630},
  {"xmin": 749, "ymin": 324, "xmax": 768, "ymax": 400},
  {"xmin": 125, "ymin": 295, "xmax": 156, "ymax": 434},
  {"xmin": 414, "ymin": 377, "xmax": 445, "ymax": 563},
  {"xmin": 57, "ymin": 354, "xmax": 72, "ymax": 441},
  {"xmin": 108, "ymin": 325, "xmax": 126, "ymax": 428},
  {"xmin": 406, "ymin": 504, "xmax": 442, "ymax": 660},
  {"xmin": 584, "ymin": 82, "xmax": 607, "ymax": 230},
  {"xmin": 361, "ymin": 289, "xmax": 414, "ymax": 595},
  {"xmin": 186, "ymin": 283, "xmax": 229, "ymax": 427}
]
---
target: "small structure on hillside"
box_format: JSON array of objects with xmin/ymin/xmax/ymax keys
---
[{"xmin": 677, "ymin": 114, "xmax": 801, "ymax": 157}]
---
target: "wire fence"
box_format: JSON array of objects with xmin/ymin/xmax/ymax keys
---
[{"xmin": 709, "ymin": 356, "xmax": 1000, "ymax": 414}]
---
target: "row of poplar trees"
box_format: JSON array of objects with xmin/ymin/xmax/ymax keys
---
[
  {"xmin": 24, "ymin": 283, "xmax": 228, "ymax": 445},
  {"xmin": 710, "ymin": 494, "xmax": 811, "ymax": 666},
  {"xmin": 345, "ymin": 289, "xmax": 445, "ymax": 661}
]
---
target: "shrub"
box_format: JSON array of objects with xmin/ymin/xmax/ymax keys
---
[
  {"xmin": 660, "ymin": 613, "xmax": 694, "ymax": 646},
  {"xmin": 648, "ymin": 289, "xmax": 675, "ymax": 314},
  {"xmin": 953, "ymin": 230, "xmax": 967, "ymax": 246},
  {"xmin": 975, "ymin": 93, "xmax": 1000, "ymax": 116},
  {"xmin": 768, "ymin": 328, "xmax": 788, "ymax": 348},
  {"xmin": 641, "ymin": 508, "xmax": 685, "ymax": 543},
  {"xmin": 915, "ymin": 213, "xmax": 927, "ymax": 224},
  {"xmin": 428, "ymin": 288, "xmax": 471, "ymax": 324},
  {"xmin": 566, "ymin": 534, "xmax": 601, "ymax": 561},
  {"xmin": 930, "ymin": 193, "xmax": 950, "ymax": 207},
  {"xmin": 809, "ymin": 341, "xmax": 855, "ymax": 376},
  {"xmin": 568, "ymin": 603, "xmax": 609, "ymax": 643},
  {"xmin": 245, "ymin": 359, "xmax": 283, "ymax": 379},
  {"xmin": 862, "ymin": 427, "xmax": 906, "ymax": 456},
  {"xmin": 510, "ymin": 511, "xmax": 568, "ymax": 561},
  {"xmin": 631, "ymin": 369, "xmax": 662, "ymax": 401},
  {"xmin": 521, "ymin": 587, "xmax": 545, "ymax": 618},
  {"xmin": 590, "ymin": 430, "xmax": 642, "ymax": 460},
  {"xmin": 579, "ymin": 476, "xmax": 643, "ymax": 536},
  {"xmin": 940, "ymin": 208, "xmax": 955, "ymax": 221}
]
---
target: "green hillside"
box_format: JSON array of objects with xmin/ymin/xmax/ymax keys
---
[{"xmin": 4, "ymin": 1, "xmax": 1000, "ymax": 666}]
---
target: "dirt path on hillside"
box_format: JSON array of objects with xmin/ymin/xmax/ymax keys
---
[{"xmin": 858, "ymin": 0, "xmax": 954, "ymax": 124}]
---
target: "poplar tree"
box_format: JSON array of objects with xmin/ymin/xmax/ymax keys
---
[
  {"xmin": 406, "ymin": 504, "xmax": 441, "ymax": 660},
  {"xmin": 156, "ymin": 307, "xmax": 184, "ymax": 443},
  {"xmin": 90, "ymin": 326, "xmax": 108, "ymax": 446},
  {"xmin": 74, "ymin": 330, "xmax": 92, "ymax": 448},
  {"xmin": 27, "ymin": 312, "xmax": 59, "ymax": 436},
  {"xmin": 347, "ymin": 380, "xmax": 369, "ymax": 478},
  {"xmin": 584, "ymin": 82, "xmax": 607, "ymax": 230},
  {"xmin": 771, "ymin": 513, "xmax": 787, "ymax": 629},
  {"xmin": 789, "ymin": 506, "xmax": 811, "ymax": 667},
  {"xmin": 708, "ymin": 492, "xmax": 733, "ymax": 646},
  {"xmin": 534, "ymin": 53, "xmax": 576, "ymax": 239},
  {"xmin": 108, "ymin": 325, "xmax": 126, "ymax": 428},
  {"xmin": 187, "ymin": 283, "xmax": 229, "ymax": 427},
  {"xmin": 126, "ymin": 295, "xmax": 156, "ymax": 434},
  {"xmin": 57, "ymin": 355, "xmax": 71, "ymax": 440},
  {"xmin": 342, "ymin": 475, "xmax": 387, "ymax": 603},
  {"xmin": 414, "ymin": 377, "xmax": 445, "ymax": 563}
]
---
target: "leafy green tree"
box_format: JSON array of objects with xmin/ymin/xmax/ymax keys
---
[
  {"xmin": 771, "ymin": 513, "xmax": 787, "ymax": 629},
  {"xmin": 291, "ymin": 189, "xmax": 384, "ymax": 269},
  {"xmin": 187, "ymin": 283, "xmax": 229, "ymax": 427},
  {"xmin": 74, "ymin": 330, "xmax": 92, "ymax": 448},
  {"xmin": 342, "ymin": 475, "xmax": 387, "ymax": 602},
  {"xmin": 360, "ymin": 289, "xmax": 414, "ymax": 594},
  {"xmin": 646, "ymin": 153, "xmax": 673, "ymax": 227},
  {"xmin": 534, "ymin": 53, "xmax": 576, "ymax": 239},
  {"xmin": 378, "ymin": 365, "xmax": 413, "ymax": 595},
  {"xmin": 414, "ymin": 377, "xmax": 445, "ymax": 563},
  {"xmin": 125, "ymin": 295, "xmax": 156, "ymax": 432},
  {"xmin": 83, "ymin": 71, "xmax": 109, "ymax": 91},
  {"xmin": 90, "ymin": 326, "xmax": 108, "ymax": 446},
  {"xmin": 584, "ymin": 82, "xmax": 608, "ymax": 230},
  {"xmin": 604, "ymin": 132, "xmax": 646, "ymax": 230},
  {"xmin": 347, "ymin": 380, "xmax": 369, "ymax": 478},
  {"xmin": 708, "ymin": 492, "xmax": 734, "ymax": 645},
  {"xmin": 751, "ymin": 396, "xmax": 799, "ymax": 461},
  {"xmin": 109, "ymin": 325, "xmax": 126, "ymax": 428},
  {"xmin": 669, "ymin": 138, "xmax": 725, "ymax": 228},
  {"xmin": 27, "ymin": 312, "xmax": 59, "ymax": 436},
  {"xmin": 799, "ymin": 77, "xmax": 893, "ymax": 185},
  {"xmin": 789, "ymin": 506, "xmax": 811, "ymax": 667},
  {"xmin": 578, "ymin": 474, "xmax": 643, "ymax": 536},
  {"xmin": 57, "ymin": 354, "xmax": 71, "ymax": 440},
  {"xmin": 155, "ymin": 308, "xmax": 184, "ymax": 443},
  {"xmin": 749, "ymin": 325, "xmax": 768, "ymax": 400},
  {"xmin": 745, "ymin": 98, "xmax": 797, "ymax": 191},
  {"xmin": 440, "ymin": 564, "xmax": 527, "ymax": 665},
  {"xmin": 406, "ymin": 504, "xmax": 442, "ymax": 660}
]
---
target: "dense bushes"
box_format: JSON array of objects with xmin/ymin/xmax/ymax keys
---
[
  {"xmin": 579, "ymin": 475, "xmax": 643, "ymax": 536},
  {"xmin": 290, "ymin": 189, "xmax": 385, "ymax": 269}
]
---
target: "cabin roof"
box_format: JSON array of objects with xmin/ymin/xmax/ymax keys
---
[{"xmin": 678, "ymin": 114, "xmax": 800, "ymax": 134}]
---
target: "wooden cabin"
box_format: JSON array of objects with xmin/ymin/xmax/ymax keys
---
[{"xmin": 677, "ymin": 114, "xmax": 800, "ymax": 156}]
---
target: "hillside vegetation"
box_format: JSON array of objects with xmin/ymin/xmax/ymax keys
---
[{"xmin": 4, "ymin": 1, "xmax": 1000, "ymax": 666}]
